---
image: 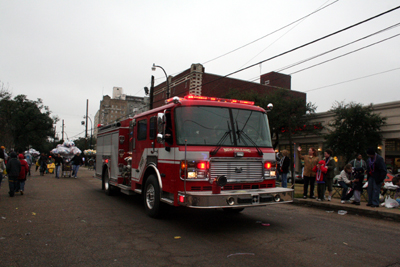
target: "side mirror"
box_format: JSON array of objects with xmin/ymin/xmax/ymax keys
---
[
  {"xmin": 157, "ymin": 113, "xmax": 165, "ymax": 134},
  {"xmin": 157, "ymin": 133, "xmax": 164, "ymax": 144},
  {"xmin": 266, "ymin": 103, "xmax": 273, "ymax": 112},
  {"xmin": 157, "ymin": 113, "xmax": 166, "ymax": 144}
]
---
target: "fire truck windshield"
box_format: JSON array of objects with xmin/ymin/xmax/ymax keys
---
[{"xmin": 175, "ymin": 106, "xmax": 272, "ymax": 147}]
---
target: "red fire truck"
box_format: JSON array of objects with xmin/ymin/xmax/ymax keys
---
[{"xmin": 96, "ymin": 95, "xmax": 293, "ymax": 217}]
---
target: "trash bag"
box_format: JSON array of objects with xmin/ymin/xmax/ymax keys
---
[{"xmin": 384, "ymin": 196, "xmax": 400, "ymax": 209}]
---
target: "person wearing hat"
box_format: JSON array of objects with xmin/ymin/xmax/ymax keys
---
[
  {"xmin": 18, "ymin": 154, "xmax": 29, "ymax": 195},
  {"xmin": 6, "ymin": 152, "xmax": 21, "ymax": 197},
  {"xmin": 312, "ymin": 160, "xmax": 327, "ymax": 201},
  {"xmin": 366, "ymin": 147, "xmax": 387, "ymax": 207}
]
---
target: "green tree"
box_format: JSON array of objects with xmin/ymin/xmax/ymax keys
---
[
  {"xmin": 324, "ymin": 101, "xmax": 386, "ymax": 164},
  {"xmin": 0, "ymin": 94, "xmax": 58, "ymax": 152},
  {"xmin": 72, "ymin": 136, "xmax": 97, "ymax": 153}
]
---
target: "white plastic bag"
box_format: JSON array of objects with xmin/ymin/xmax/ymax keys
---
[{"xmin": 384, "ymin": 196, "xmax": 399, "ymax": 209}]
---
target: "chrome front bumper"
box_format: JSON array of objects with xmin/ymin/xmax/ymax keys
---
[{"xmin": 178, "ymin": 187, "xmax": 293, "ymax": 208}]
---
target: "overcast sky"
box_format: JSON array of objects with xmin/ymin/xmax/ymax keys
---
[{"xmin": 1, "ymin": 0, "xmax": 399, "ymax": 142}]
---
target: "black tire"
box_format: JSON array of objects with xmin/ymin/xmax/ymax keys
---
[
  {"xmin": 222, "ymin": 208, "xmax": 245, "ymax": 213},
  {"xmin": 144, "ymin": 175, "xmax": 161, "ymax": 218}
]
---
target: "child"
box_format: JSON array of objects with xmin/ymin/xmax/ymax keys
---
[
  {"xmin": 392, "ymin": 176, "xmax": 400, "ymax": 205},
  {"xmin": 312, "ymin": 160, "xmax": 327, "ymax": 201},
  {"xmin": 345, "ymin": 167, "xmax": 364, "ymax": 205}
]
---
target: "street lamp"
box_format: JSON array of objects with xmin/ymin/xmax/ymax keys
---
[{"xmin": 152, "ymin": 63, "xmax": 170, "ymax": 99}]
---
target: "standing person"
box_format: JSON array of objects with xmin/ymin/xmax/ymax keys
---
[
  {"xmin": 54, "ymin": 154, "xmax": 63, "ymax": 178},
  {"xmin": 297, "ymin": 146, "xmax": 319, "ymax": 199},
  {"xmin": 0, "ymin": 146, "xmax": 5, "ymax": 160},
  {"xmin": 18, "ymin": 154, "xmax": 29, "ymax": 195},
  {"xmin": 366, "ymin": 148, "xmax": 387, "ymax": 208},
  {"xmin": 349, "ymin": 154, "xmax": 367, "ymax": 170},
  {"xmin": 324, "ymin": 149, "xmax": 335, "ymax": 201},
  {"xmin": 276, "ymin": 152, "xmax": 282, "ymax": 182},
  {"xmin": 24, "ymin": 151, "xmax": 32, "ymax": 176},
  {"xmin": 6, "ymin": 152, "xmax": 21, "ymax": 197},
  {"xmin": 38, "ymin": 153, "xmax": 47, "ymax": 175},
  {"xmin": 0, "ymin": 156, "xmax": 5, "ymax": 190},
  {"xmin": 71, "ymin": 153, "xmax": 83, "ymax": 179},
  {"xmin": 338, "ymin": 164, "xmax": 353, "ymax": 204},
  {"xmin": 312, "ymin": 160, "xmax": 327, "ymax": 201},
  {"xmin": 279, "ymin": 150, "xmax": 290, "ymax": 188}
]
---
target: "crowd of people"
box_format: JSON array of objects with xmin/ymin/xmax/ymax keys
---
[
  {"xmin": 0, "ymin": 145, "xmax": 85, "ymax": 197},
  {"xmin": 276, "ymin": 145, "xmax": 396, "ymax": 208}
]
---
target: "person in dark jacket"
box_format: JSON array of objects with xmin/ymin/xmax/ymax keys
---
[
  {"xmin": 6, "ymin": 152, "xmax": 21, "ymax": 197},
  {"xmin": 71, "ymin": 153, "xmax": 83, "ymax": 179},
  {"xmin": 323, "ymin": 149, "xmax": 336, "ymax": 201},
  {"xmin": 366, "ymin": 148, "xmax": 387, "ymax": 207},
  {"xmin": 18, "ymin": 154, "xmax": 29, "ymax": 195},
  {"xmin": 38, "ymin": 153, "xmax": 47, "ymax": 174},
  {"xmin": 53, "ymin": 154, "xmax": 63, "ymax": 178},
  {"xmin": 279, "ymin": 150, "xmax": 290, "ymax": 188}
]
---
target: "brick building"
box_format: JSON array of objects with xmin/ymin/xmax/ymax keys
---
[{"xmin": 152, "ymin": 63, "xmax": 306, "ymax": 108}]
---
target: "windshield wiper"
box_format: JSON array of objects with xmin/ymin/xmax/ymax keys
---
[
  {"xmin": 236, "ymin": 129, "xmax": 263, "ymax": 156},
  {"xmin": 210, "ymin": 121, "xmax": 232, "ymax": 156}
]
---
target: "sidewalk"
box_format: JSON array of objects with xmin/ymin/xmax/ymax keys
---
[
  {"xmin": 281, "ymin": 182, "xmax": 400, "ymax": 221},
  {"xmin": 292, "ymin": 196, "xmax": 400, "ymax": 221}
]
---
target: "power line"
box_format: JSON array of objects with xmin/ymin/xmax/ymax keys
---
[
  {"xmin": 304, "ymin": 67, "xmax": 400, "ymax": 93},
  {"xmin": 202, "ymin": 0, "xmax": 339, "ymax": 65},
  {"xmin": 290, "ymin": 32, "xmax": 400, "ymax": 75},
  {"xmin": 240, "ymin": 0, "xmax": 335, "ymax": 69},
  {"xmin": 151, "ymin": 5, "xmax": 400, "ymax": 106},
  {"xmin": 206, "ymin": 5, "xmax": 400, "ymax": 87},
  {"xmin": 276, "ymin": 22, "xmax": 400, "ymax": 73}
]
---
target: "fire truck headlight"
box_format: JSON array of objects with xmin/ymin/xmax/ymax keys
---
[{"xmin": 187, "ymin": 172, "xmax": 196, "ymax": 178}]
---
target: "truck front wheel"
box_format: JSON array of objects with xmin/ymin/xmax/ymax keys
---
[{"xmin": 144, "ymin": 175, "xmax": 161, "ymax": 218}]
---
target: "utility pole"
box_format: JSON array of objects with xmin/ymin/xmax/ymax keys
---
[
  {"xmin": 62, "ymin": 119, "xmax": 65, "ymax": 142},
  {"xmin": 85, "ymin": 99, "xmax": 88, "ymax": 150},
  {"xmin": 150, "ymin": 75, "xmax": 154, "ymax": 110}
]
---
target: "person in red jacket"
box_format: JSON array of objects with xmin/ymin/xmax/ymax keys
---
[
  {"xmin": 312, "ymin": 160, "xmax": 327, "ymax": 201},
  {"xmin": 18, "ymin": 154, "xmax": 29, "ymax": 195}
]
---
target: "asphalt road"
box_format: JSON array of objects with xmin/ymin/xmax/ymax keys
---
[{"xmin": 1, "ymin": 168, "xmax": 399, "ymax": 267}]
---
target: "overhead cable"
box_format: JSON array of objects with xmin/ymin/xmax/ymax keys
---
[
  {"xmin": 304, "ymin": 67, "xmax": 400, "ymax": 93},
  {"xmin": 275, "ymin": 22, "xmax": 400, "ymax": 73},
  {"xmin": 202, "ymin": 0, "xmax": 339, "ymax": 65},
  {"xmin": 290, "ymin": 33, "xmax": 400, "ymax": 75},
  {"xmin": 203, "ymin": 5, "xmax": 400, "ymax": 88}
]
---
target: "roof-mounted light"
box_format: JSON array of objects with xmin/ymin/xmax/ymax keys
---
[{"xmin": 165, "ymin": 95, "xmax": 254, "ymax": 105}]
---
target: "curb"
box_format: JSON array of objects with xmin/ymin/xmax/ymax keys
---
[{"xmin": 292, "ymin": 199, "xmax": 400, "ymax": 221}]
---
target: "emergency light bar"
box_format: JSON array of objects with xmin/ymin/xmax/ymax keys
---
[{"xmin": 165, "ymin": 95, "xmax": 254, "ymax": 105}]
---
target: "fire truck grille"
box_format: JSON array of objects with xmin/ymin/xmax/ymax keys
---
[{"xmin": 209, "ymin": 160, "xmax": 263, "ymax": 183}]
